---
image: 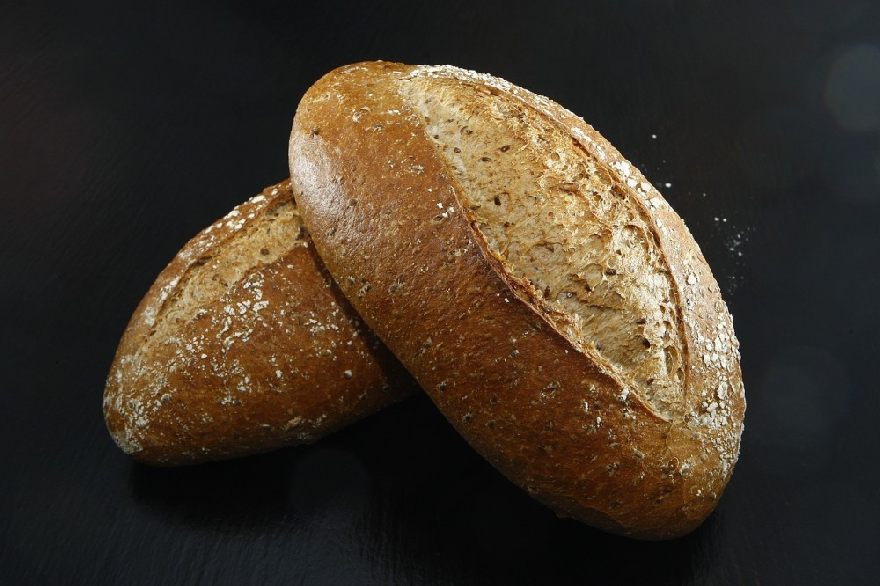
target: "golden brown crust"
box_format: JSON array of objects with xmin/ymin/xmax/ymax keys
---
[
  {"xmin": 103, "ymin": 180, "xmax": 415, "ymax": 465},
  {"xmin": 289, "ymin": 62, "xmax": 745, "ymax": 538}
]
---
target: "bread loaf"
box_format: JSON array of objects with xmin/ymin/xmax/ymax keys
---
[
  {"xmin": 289, "ymin": 62, "xmax": 745, "ymax": 538},
  {"xmin": 103, "ymin": 180, "xmax": 415, "ymax": 465}
]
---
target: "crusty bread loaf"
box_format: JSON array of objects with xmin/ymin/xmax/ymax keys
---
[
  {"xmin": 290, "ymin": 62, "xmax": 745, "ymax": 539},
  {"xmin": 103, "ymin": 180, "xmax": 415, "ymax": 465}
]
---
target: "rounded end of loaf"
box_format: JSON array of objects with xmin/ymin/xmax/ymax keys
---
[{"xmin": 102, "ymin": 180, "xmax": 415, "ymax": 466}]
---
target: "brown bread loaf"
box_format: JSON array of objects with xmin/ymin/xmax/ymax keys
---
[
  {"xmin": 289, "ymin": 62, "xmax": 745, "ymax": 539},
  {"xmin": 103, "ymin": 180, "xmax": 415, "ymax": 465}
]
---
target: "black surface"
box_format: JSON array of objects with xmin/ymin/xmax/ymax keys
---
[{"xmin": 2, "ymin": 1, "xmax": 879, "ymax": 584}]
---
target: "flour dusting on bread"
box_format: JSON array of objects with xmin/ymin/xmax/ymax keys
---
[
  {"xmin": 289, "ymin": 61, "xmax": 745, "ymax": 537},
  {"xmin": 403, "ymin": 64, "xmax": 743, "ymax": 478},
  {"xmin": 103, "ymin": 180, "xmax": 412, "ymax": 464}
]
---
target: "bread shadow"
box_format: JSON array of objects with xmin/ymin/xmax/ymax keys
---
[
  {"xmin": 350, "ymin": 398, "xmax": 715, "ymax": 585},
  {"xmin": 126, "ymin": 394, "xmax": 429, "ymax": 533},
  {"xmin": 129, "ymin": 394, "xmax": 713, "ymax": 582},
  {"xmin": 128, "ymin": 446, "xmax": 298, "ymax": 532}
]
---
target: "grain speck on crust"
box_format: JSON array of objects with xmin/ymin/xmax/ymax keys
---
[
  {"xmin": 290, "ymin": 61, "xmax": 745, "ymax": 538},
  {"xmin": 103, "ymin": 180, "xmax": 414, "ymax": 464}
]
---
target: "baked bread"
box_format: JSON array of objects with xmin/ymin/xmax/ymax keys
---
[
  {"xmin": 289, "ymin": 62, "xmax": 745, "ymax": 538},
  {"xmin": 103, "ymin": 180, "xmax": 415, "ymax": 465}
]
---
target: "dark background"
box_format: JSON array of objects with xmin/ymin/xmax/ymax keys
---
[{"xmin": 2, "ymin": 1, "xmax": 879, "ymax": 584}]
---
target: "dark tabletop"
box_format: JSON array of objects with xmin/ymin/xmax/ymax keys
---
[{"xmin": 2, "ymin": 1, "xmax": 879, "ymax": 584}]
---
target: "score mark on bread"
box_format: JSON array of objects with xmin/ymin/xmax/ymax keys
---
[
  {"xmin": 290, "ymin": 61, "xmax": 745, "ymax": 539},
  {"xmin": 103, "ymin": 180, "xmax": 415, "ymax": 465}
]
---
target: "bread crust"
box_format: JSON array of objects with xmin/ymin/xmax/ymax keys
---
[
  {"xmin": 290, "ymin": 62, "xmax": 745, "ymax": 538},
  {"xmin": 103, "ymin": 180, "xmax": 415, "ymax": 465}
]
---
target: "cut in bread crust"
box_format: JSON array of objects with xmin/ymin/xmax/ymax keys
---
[
  {"xmin": 290, "ymin": 62, "xmax": 745, "ymax": 538},
  {"xmin": 104, "ymin": 180, "xmax": 415, "ymax": 465}
]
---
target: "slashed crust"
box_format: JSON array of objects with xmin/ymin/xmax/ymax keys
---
[
  {"xmin": 290, "ymin": 62, "xmax": 744, "ymax": 538},
  {"xmin": 103, "ymin": 180, "xmax": 415, "ymax": 465}
]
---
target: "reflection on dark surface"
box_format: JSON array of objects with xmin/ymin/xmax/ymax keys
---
[{"xmin": 130, "ymin": 452, "xmax": 295, "ymax": 531}]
